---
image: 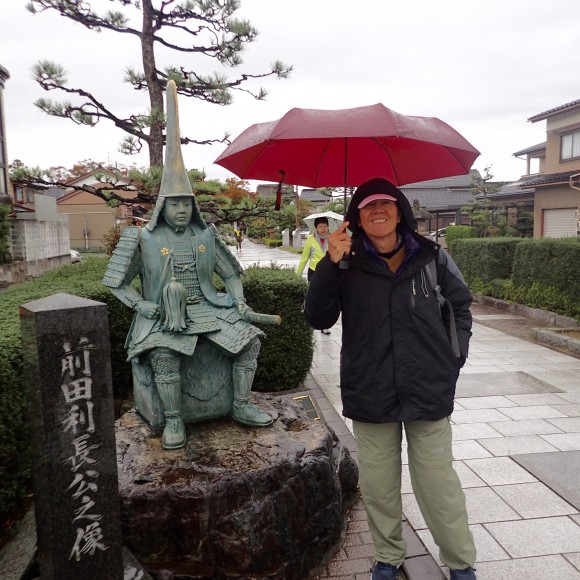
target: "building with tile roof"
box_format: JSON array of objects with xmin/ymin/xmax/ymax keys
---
[
  {"xmin": 399, "ymin": 169, "xmax": 481, "ymax": 231},
  {"xmin": 514, "ymin": 98, "xmax": 580, "ymax": 237}
]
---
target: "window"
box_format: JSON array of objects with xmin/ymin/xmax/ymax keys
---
[
  {"xmin": 560, "ymin": 130, "xmax": 580, "ymax": 160},
  {"xmin": 14, "ymin": 186, "xmax": 24, "ymax": 203}
]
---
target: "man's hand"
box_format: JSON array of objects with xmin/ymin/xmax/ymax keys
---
[
  {"xmin": 135, "ymin": 300, "xmax": 160, "ymax": 319},
  {"xmin": 327, "ymin": 221, "xmax": 351, "ymax": 264}
]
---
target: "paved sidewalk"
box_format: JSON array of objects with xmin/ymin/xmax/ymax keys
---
[{"xmin": 238, "ymin": 239, "xmax": 580, "ymax": 580}]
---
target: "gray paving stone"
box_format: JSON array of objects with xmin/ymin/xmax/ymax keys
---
[
  {"xmin": 505, "ymin": 393, "xmax": 573, "ymax": 406},
  {"xmin": 492, "ymin": 482, "xmax": 578, "ymax": 518},
  {"xmin": 498, "ymin": 405, "xmax": 568, "ymax": 420},
  {"xmin": 401, "ymin": 465, "xmax": 413, "ymax": 494},
  {"xmin": 463, "ymin": 487, "xmax": 521, "ymax": 524},
  {"xmin": 540, "ymin": 432, "xmax": 580, "ymax": 451},
  {"xmin": 495, "ymin": 363, "xmax": 557, "ymax": 372},
  {"xmin": 451, "ymin": 423, "xmax": 504, "ymax": 440},
  {"xmin": 464, "ymin": 457, "xmax": 537, "ymax": 485},
  {"xmin": 452, "ymin": 440, "xmax": 493, "ymax": 460},
  {"xmin": 455, "ymin": 371, "xmax": 564, "ymax": 398},
  {"xmin": 556, "ymin": 392, "xmax": 580, "ymax": 403},
  {"xmin": 460, "ymin": 365, "xmax": 505, "ymax": 374},
  {"xmin": 547, "ymin": 417, "xmax": 580, "ymax": 432},
  {"xmin": 451, "ymin": 409, "xmax": 512, "ymax": 424},
  {"xmin": 484, "ymin": 516, "xmax": 580, "ymax": 557},
  {"xmin": 512, "ymin": 451, "xmax": 580, "ymax": 511},
  {"xmin": 536, "ymin": 360, "xmax": 580, "ymax": 371},
  {"xmin": 527, "ymin": 370, "xmax": 580, "ymax": 392},
  {"xmin": 487, "ymin": 418, "xmax": 563, "ymax": 437},
  {"xmin": 454, "ymin": 396, "xmax": 517, "ymax": 409},
  {"xmin": 418, "ymin": 524, "xmax": 509, "ymax": 567},
  {"xmin": 564, "ymin": 552, "xmax": 580, "ymax": 570},
  {"xmin": 550, "ymin": 404, "xmax": 580, "ymax": 417},
  {"xmin": 453, "ymin": 461, "xmax": 487, "ymax": 488},
  {"xmin": 473, "ymin": 314, "xmax": 523, "ymax": 320},
  {"xmin": 469, "ymin": 524, "xmax": 511, "ymax": 563},
  {"xmin": 402, "ymin": 493, "xmax": 427, "ymax": 530},
  {"xmin": 478, "ymin": 435, "xmax": 559, "ymax": 456},
  {"xmin": 473, "ymin": 555, "xmax": 580, "ymax": 579}
]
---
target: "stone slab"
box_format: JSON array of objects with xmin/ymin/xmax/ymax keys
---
[
  {"xmin": 512, "ymin": 450, "xmax": 580, "ymax": 510},
  {"xmin": 116, "ymin": 398, "xmax": 359, "ymax": 579},
  {"xmin": 20, "ymin": 293, "xmax": 124, "ymax": 580},
  {"xmin": 455, "ymin": 371, "xmax": 564, "ymax": 398}
]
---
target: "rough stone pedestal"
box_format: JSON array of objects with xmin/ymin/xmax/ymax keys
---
[{"xmin": 116, "ymin": 395, "xmax": 358, "ymax": 579}]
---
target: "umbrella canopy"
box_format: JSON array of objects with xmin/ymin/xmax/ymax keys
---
[
  {"xmin": 214, "ymin": 103, "xmax": 480, "ymax": 188},
  {"xmin": 302, "ymin": 210, "xmax": 344, "ymax": 234}
]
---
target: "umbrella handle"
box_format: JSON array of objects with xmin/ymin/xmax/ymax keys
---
[{"xmin": 274, "ymin": 170, "xmax": 286, "ymax": 211}]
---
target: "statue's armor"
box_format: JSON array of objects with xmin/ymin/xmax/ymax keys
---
[{"xmin": 103, "ymin": 222, "xmax": 264, "ymax": 362}]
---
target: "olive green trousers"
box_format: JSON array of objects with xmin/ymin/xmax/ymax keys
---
[{"xmin": 352, "ymin": 418, "xmax": 476, "ymax": 570}]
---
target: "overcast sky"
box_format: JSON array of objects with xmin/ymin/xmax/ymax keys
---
[{"xmin": 2, "ymin": 0, "xmax": 580, "ymax": 189}]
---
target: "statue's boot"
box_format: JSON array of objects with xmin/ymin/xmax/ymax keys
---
[
  {"xmin": 157, "ymin": 381, "xmax": 187, "ymax": 449},
  {"xmin": 232, "ymin": 340, "xmax": 273, "ymax": 427}
]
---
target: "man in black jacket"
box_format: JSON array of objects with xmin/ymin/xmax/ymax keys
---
[{"xmin": 304, "ymin": 178, "xmax": 477, "ymax": 580}]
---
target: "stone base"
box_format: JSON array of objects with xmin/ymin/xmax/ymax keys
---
[{"xmin": 115, "ymin": 394, "xmax": 358, "ymax": 579}]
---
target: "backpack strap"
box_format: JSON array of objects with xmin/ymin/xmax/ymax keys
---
[{"xmin": 423, "ymin": 259, "xmax": 461, "ymax": 358}]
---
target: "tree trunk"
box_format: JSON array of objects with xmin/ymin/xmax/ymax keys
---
[{"xmin": 142, "ymin": 0, "xmax": 164, "ymax": 173}]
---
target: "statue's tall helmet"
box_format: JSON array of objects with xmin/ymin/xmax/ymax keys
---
[{"xmin": 146, "ymin": 80, "xmax": 205, "ymax": 231}]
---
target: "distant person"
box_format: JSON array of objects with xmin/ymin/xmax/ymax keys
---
[
  {"xmin": 297, "ymin": 216, "xmax": 331, "ymax": 335},
  {"xmin": 304, "ymin": 178, "xmax": 477, "ymax": 580},
  {"xmin": 234, "ymin": 229, "xmax": 243, "ymax": 252}
]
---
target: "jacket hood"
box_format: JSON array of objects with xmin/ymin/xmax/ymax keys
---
[{"xmin": 345, "ymin": 178, "xmax": 416, "ymax": 236}]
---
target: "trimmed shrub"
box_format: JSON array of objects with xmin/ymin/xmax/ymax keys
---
[
  {"xmin": 452, "ymin": 237, "xmax": 580, "ymax": 321},
  {"xmin": 450, "ymin": 238, "xmax": 523, "ymax": 285},
  {"xmin": 262, "ymin": 238, "xmax": 283, "ymax": 248},
  {"xmin": 0, "ymin": 336, "xmax": 29, "ymax": 515},
  {"xmin": 240, "ymin": 266, "xmax": 313, "ymax": 391},
  {"xmin": 445, "ymin": 225, "xmax": 477, "ymax": 247},
  {"xmin": 510, "ymin": 239, "xmax": 580, "ymax": 319}
]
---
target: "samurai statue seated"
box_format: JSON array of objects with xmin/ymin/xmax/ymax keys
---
[{"xmin": 102, "ymin": 81, "xmax": 279, "ymax": 449}]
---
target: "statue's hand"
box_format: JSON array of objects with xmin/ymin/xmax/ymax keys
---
[
  {"xmin": 237, "ymin": 303, "xmax": 251, "ymax": 317},
  {"xmin": 135, "ymin": 300, "xmax": 160, "ymax": 319}
]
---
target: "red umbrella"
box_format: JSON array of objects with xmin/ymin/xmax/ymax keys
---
[{"xmin": 214, "ymin": 103, "xmax": 480, "ymax": 189}]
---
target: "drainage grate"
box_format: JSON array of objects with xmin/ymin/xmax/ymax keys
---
[{"xmin": 292, "ymin": 395, "xmax": 320, "ymax": 420}]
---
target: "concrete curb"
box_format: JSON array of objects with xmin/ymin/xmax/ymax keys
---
[
  {"xmin": 473, "ymin": 295, "xmax": 579, "ymax": 329},
  {"xmin": 531, "ymin": 327, "xmax": 580, "ymax": 354}
]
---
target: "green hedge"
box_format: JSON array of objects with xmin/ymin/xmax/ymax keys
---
[
  {"xmin": 236, "ymin": 266, "xmax": 313, "ymax": 391},
  {"xmin": 450, "ymin": 237, "xmax": 522, "ymax": 284},
  {"xmin": 452, "ymin": 237, "xmax": 580, "ymax": 320},
  {"xmin": 0, "ymin": 258, "xmax": 134, "ymax": 515},
  {"xmin": 262, "ymin": 238, "xmax": 283, "ymax": 247},
  {"xmin": 0, "ymin": 257, "xmax": 313, "ymax": 516},
  {"xmin": 445, "ymin": 225, "xmax": 478, "ymax": 246}
]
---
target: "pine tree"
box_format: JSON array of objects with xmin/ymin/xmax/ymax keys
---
[{"xmin": 27, "ymin": 0, "xmax": 292, "ymax": 169}]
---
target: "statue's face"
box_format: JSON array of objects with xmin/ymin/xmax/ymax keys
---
[{"xmin": 163, "ymin": 197, "xmax": 193, "ymax": 229}]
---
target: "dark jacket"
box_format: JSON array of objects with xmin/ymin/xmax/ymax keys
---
[{"xmin": 304, "ymin": 199, "xmax": 472, "ymax": 423}]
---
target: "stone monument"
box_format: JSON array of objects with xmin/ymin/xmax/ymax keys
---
[
  {"xmin": 103, "ymin": 80, "xmax": 280, "ymax": 450},
  {"xmin": 20, "ymin": 293, "xmax": 125, "ymax": 579}
]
